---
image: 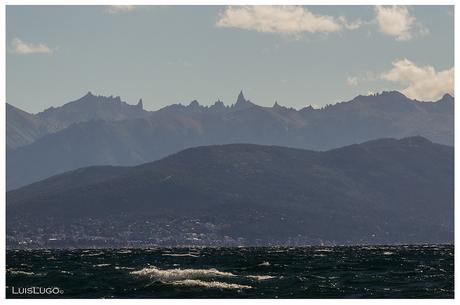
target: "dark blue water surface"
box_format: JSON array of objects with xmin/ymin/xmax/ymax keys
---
[{"xmin": 6, "ymin": 245, "xmax": 454, "ymax": 298}]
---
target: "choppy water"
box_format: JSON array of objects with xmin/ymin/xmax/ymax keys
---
[{"xmin": 6, "ymin": 245, "xmax": 453, "ymax": 298}]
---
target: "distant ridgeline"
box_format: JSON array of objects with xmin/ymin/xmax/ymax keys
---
[
  {"xmin": 6, "ymin": 90, "xmax": 454, "ymax": 190},
  {"xmin": 7, "ymin": 137, "xmax": 453, "ymax": 247}
]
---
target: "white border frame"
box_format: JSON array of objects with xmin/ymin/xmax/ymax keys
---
[{"xmin": 1, "ymin": 1, "xmax": 457, "ymax": 304}]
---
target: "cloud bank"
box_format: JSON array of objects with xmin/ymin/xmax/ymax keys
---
[
  {"xmin": 216, "ymin": 6, "xmax": 361, "ymax": 35},
  {"xmin": 382, "ymin": 59, "xmax": 453, "ymax": 100},
  {"xmin": 375, "ymin": 6, "xmax": 426, "ymax": 41},
  {"xmin": 105, "ymin": 5, "xmax": 136, "ymax": 14},
  {"xmin": 346, "ymin": 76, "xmax": 358, "ymax": 86},
  {"xmin": 10, "ymin": 38, "xmax": 53, "ymax": 55}
]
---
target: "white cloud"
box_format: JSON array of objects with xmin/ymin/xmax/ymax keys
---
[
  {"xmin": 346, "ymin": 72, "xmax": 378, "ymax": 86},
  {"xmin": 216, "ymin": 6, "xmax": 362, "ymax": 35},
  {"xmin": 10, "ymin": 38, "xmax": 53, "ymax": 55},
  {"xmin": 105, "ymin": 5, "xmax": 136, "ymax": 14},
  {"xmin": 374, "ymin": 6, "xmax": 426, "ymax": 41},
  {"xmin": 338, "ymin": 16, "xmax": 364, "ymax": 30},
  {"xmin": 346, "ymin": 76, "xmax": 358, "ymax": 86},
  {"xmin": 381, "ymin": 59, "xmax": 454, "ymax": 100}
]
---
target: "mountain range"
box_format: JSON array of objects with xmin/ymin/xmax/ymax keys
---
[
  {"xmin": 6, "ymin": 137, "xmax": 454, "ymax": 247},
  {"xmin": 6, "ymin": 91, "xmax": 454, "ymax": 190},
  {"xmin": 6, "ymin": 92, "xmax": 147, "ymax": 150}
]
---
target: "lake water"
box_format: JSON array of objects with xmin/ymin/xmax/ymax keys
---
[{"xmin": 6, "ymin": 245, "xmax": 454, "ymax": 298}]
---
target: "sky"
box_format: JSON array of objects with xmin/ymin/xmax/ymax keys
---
[{"xmin": 6, "ymin": 5, "xmax": 455, "ymax": 113}]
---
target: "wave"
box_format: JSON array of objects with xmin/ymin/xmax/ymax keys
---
[
  {"xmin": 360, "ymin": 246, "xmax": 379, "ymax": 250},
  {"xmin": 93, "ymin": 263, "xmax": 111, "ymax": 267},
  {"xmin": 115, "ymin": 266, "xmax": 135, "ymax": 270},
  {"xmin": 81, "ymin": 252, "xmax": 104, "ymax": 257},
  {"xmin": 246, "ymin": 275, "xmax": 274, "ymax": 281},
  {"xmin": 169, "ymin": 279, "xmax": 252, "ymax": 290},
  {"xmin": 314, "ymin": 248, "xmax": 334, "ymax": 253},
  {"xmin": 130, "ymin": 266, "xmax": 236, "ymax": 281},
  {"xmin": 162, "ymin": 253, "xmax": 200, "ymax": 258},
  {"xmin": 7, "ymin": 269, "xmax": 45, "ymax": 276},
  {"xmin": 258, "ymin": 261, "xmax": 271, "ymax": 267}
]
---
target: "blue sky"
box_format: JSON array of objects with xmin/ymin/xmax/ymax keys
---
[{"xmin": 6, "ymin": 5, "xmax": 454, "ymax": 113}]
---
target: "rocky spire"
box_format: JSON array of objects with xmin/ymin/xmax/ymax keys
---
[
  {"xmin": 81, "ymin": 91, "xmax": 94, "ymax": 101},
  {"xmin": 214, "ymin": 99, "xmax": 225, "ymax": 107},
  {"xmin": 209, "ymin": 99, "xmax": 226, "ymax": 112},
  {"xmin": 137, "ymin": 98, "xmax": 144, "ymax": 109},
  {"xmin": 236, "ymin": 90, "xmax": 246, "ymax": 105},
  {"xmin": 187, "ymin": 100, "xmax": 202, "ymax": 112},
  {"xmin": 233, "ymin": 90, "xmax": 255, "ymax": 110}
]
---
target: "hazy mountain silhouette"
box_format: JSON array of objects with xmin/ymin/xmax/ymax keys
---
[
  {"xmin": 7, "ymin": 137, "xmax": 453, "ymax": 247},
  {"xmin": 36, "ymin": 91, "xmax": 148, "ymax": 129},
  {"xmin": 6, "ymin": 91, "xmax": 453, "ymax": 190},
  {"xmin": 6, "ymin": 92, "xmax": 148, "ymax": 150},
  {"xmin": 6, "ymin": 103, "xmax": 54, "ymax": 150}
]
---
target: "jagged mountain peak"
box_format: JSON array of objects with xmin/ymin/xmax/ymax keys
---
[
  {"xmin": 237, "ymin": 90, "xmax": 246, "ymax": 103},
  {"xmin": 273, "ymin": 101, "xmax": 290, "ymax": 110},
  {"xmin": 233, "ymin": 90, "xmax": 255, "ymax": 110},
  {"xmin": 137, "ymin": 98, "xmax": 144, "ymax": 109},
  {"xmin": 210, "ymin": 99, "xmax": 226, "ymax": 111},
  {"xmin": 188, "ymin": 100, "xmax": 200, "ymax": 107},
  {"xmin": 300, "ymin": 105, "xmax": 315, "ymax": 112},
  {"xmin": 78, "ymin": 91, "xmax": 122, "ymax": 103},
  {"xmin": 379, "ymin": 90, "xmax": 407, "ymax": 98},
  {"xmin": 355, "ymin": 90, "xmax": 408, "ymax": 102},
  {"xmin": 35, "ymin": 92, "xmax": 149, "ymax": 128},
  {"xmin": 84, "ymin": 91, "xmax": 94, "ymax": 98}
]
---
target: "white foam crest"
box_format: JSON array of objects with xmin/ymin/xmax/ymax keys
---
[
  {"xmin": 162, "ymin": 253, "xmax": 200, "ymax": 258},
  {"xmin": 130, "ymin": 266, "xmax": 236, "ymax": 281},
  {"xmin": 7, "ymin": 269, "xmax": 45, "ymax": 276},
  {"xmin": 115, "ymin": 266, "xmax": 135, "ymax": 270},
  {"xmin": 81, "ymin": 252, "xmax": 104, "ymax": 257},
  {"xmin": 246, "ymin": 275, "xmax": 275, "ymax": 281},
  {"xmin": 258, "ymin": 261, "xmax": 271, "ymax": 266},
  {"xmin": 314, "ymin": 248, "xmax": 334, "ymax": 253},
  {"xmin": 170, "ymin": 279, "xmax": 252, "ymax": 290},
  {"xmin": 93, "ymin": 263, "xmax": 111, "ymax": 267}
]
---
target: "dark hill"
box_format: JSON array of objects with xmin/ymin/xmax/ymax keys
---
[{"xmin": 7, "ymin": 137, "xmax": 453, "ymax": 247}]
